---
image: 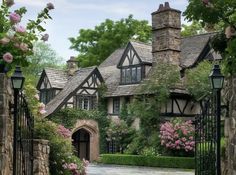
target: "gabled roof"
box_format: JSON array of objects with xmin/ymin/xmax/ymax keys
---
[
  {"xmin": 117, "ymin": 41, "xmax": 152, "ymax": 68},
  {"xmin": 44, "ymin": 67, "xmax": 104, "ymax": 117},
  {"xmin": 130, "ymin": 41, "xmax": 152, "ymax": 63},
  {"xmin": 36, "ymin": 68, "xmax": 68, "ymax": 90},
  {"xmin": 180, "ymin": 32, "xmax": 217, "ymax": 68},
  {"xmin": 98, "ymin": 33, "xmax": 217, "ymax": 97}
]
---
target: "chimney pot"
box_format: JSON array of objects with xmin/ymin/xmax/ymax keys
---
[
  {"xmin": 164, "ymin": 2, "xmax": 170, "ymax": 9},
  {"xmin": 158, "ymin": 4, "xmax": 164, "ymax": 12}
]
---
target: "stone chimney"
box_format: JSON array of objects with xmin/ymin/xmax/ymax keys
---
[
  {"xmin": 151, "ymin": 2, "xmax": 181, "ymax": 67},
  {"xmin": 67, "ymin": 56, "xmax": 79, "ymax": 76}
]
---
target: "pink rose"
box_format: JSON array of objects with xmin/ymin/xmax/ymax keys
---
[
  {"xmin": 34, "ymin": 94, "xmax": 40, "ymax": 100},
  {"xmin": 0, "ymin": 37, "xmax": 10, "ymax": 45},
  {"xmin": 225, "ymin": 26, "xmax": 236, "ymax": 39},
  {"xmin": 41, "ymin": 34, "xmax": 49, "ymax": 41},
  {"xmin": 15, "ymin": 25, "xmax": 26, "ymax": 33},
  {"xmin": 46, "ymin": 2, "xmax": 54, "ymax": 10},
  {"xmin": 3, "ymin": 52, "xmax": 13, "ymax": 63},
  {"xmin": 39, "ymin": 109, "xmax": 47, "ymax": 115},
  {"xmin": 9, "ymin": 12, "xmax": 21, "ymax": 24},
  {"xmin": 19, "ymin": 43, "xmax": 28, "ymax": 52}
]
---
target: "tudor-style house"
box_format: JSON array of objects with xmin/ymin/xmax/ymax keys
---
[{"xmin": 37, "ymin": 2, "xmax": 220, "ymax": 161}]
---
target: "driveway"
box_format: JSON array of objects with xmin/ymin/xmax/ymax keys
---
[{"xmin": 87, "ymin": 164, "xmax": 194, "ymax": 175}]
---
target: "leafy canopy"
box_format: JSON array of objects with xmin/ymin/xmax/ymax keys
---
[
  {"xmin": 184, "ymin": 0, "xmax": 236, "ymax": 74},
  {"xmin": 22, "ymin": 41, "xmax": 63, "ymax": 85},
  {"xmin": 69, "ymin": 15, "xmax": 151, "ymax": 67}
]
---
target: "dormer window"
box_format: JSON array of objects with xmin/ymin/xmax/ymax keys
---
[{"xmin": 121, "ymin": 66, "xmax": 142, "ymax": 84}]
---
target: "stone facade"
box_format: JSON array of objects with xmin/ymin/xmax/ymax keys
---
[
  {"xmin": 0, "ymin": 73, "xmax": 13, "ymax": 175},
  {"xmin": 224, "ymin": 75, "xmax": 236, "ymax": 175},
  {"xmin": 33, "ymin": 139, "xmax": 50, "ymax": 175},
  {"xmin": 151, "ymin": 2, "xmax": 181, "ymax": 67}
]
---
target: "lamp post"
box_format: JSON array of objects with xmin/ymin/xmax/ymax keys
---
[
  {"xmin": 11, "ymin": 66, "xmax": 25, "ymax": 175},
  {"xmin": 209, "ymin": 64, "xmax": 224, "ymax": 175}
]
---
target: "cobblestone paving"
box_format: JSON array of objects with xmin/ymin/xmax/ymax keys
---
[{"xmin": 87, "ymin": 164, "xmax": 194, "ymax": 175}]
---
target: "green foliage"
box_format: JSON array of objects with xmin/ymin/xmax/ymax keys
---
[
  {"xmin": 49, "ymin": 108, "xmax": 110, "ymax": 153},
  {"xmin": 184, "ymin": 0, "xmax": 236, "ymax": 74},
  {"xmin": 34, "ymin": 118, "xmax": 84, "ymax": 175},
  {"xmin": 185, "ymin": 61, "xmax": 213, "ymax": 100},
  {"xmin": 181, "ymin": 21, "xmax": 206, "ymax": 37},
  {"xmin": 106, "ymin": 120, "xmax": 135, "ymax": 153},
  {"xmin": 22, "ymin": 42, "xmax": 63, "ymax": 85},
  {"xmin": 125, "ymin": 131, "xmax": 163, "ymax": 156},
  {"xmin": 129, "ymin": 63, "xmax": 180, "ymax": 131},
  {"xmin": 0, "ymin": 2, "xmax": 53, "ymax": 70},
  {"xmin": 100, "ymin": 154, "xmax": 195, "ymax": 169},
  {"xmin": 69, "ymin": 15, "xmax": 151, "ymax": 67}
]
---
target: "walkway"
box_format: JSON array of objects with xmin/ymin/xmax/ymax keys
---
[{"xmin": 87, "ymin": 164, "xmax": 194, "ymax": 175}]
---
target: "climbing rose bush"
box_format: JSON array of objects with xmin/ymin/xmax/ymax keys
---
[
  {"xmin": 0, "ymin": 0, "xmax": 53, "ymax": 71},
  {"xmin": 160, "ymin": 119, "xmax": 195, "ymax": 155},
  {"xmin": 57, "ymin": 125, "xmax": 72, "ymax": 138}
]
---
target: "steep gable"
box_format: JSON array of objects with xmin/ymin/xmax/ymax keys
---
[{"xmin": 44, "ymin": 67, "xmax": 104, "ymax": 117}]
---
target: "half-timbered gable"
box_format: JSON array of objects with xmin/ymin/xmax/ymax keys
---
[
  {"xmin": 36, "ymin": 68, "xmax": 68, "ymax": 104},
  {"xmin": 117, "ymin": 41, "xmax": 152, "ymax": 85},
  {"xmin": 44, "ymin": 67, "xmax": 104, "ymax": 117}
]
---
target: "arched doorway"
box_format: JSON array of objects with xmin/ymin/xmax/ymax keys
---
[
  {"xmin": 72, "ymin": 129, "xmax": 90, "ymax": 160},
  {"xmin": 72, "ymin": 119, "xmax": 99, "ymax": 161}
]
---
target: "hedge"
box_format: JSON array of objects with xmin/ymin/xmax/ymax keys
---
[{"xmin": 100, "ymin": 154, "xmax": 195, "ymax": 169}]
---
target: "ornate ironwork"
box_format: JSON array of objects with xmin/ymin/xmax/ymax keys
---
[
  {"xmin": 195, "ymin": 95, "xmax": 217, "ymax": 175},
  {"xmin": 13, "ymin": 90, "xmax": 34, "ymax": 175}
]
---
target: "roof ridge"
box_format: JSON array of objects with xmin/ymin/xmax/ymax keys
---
[
  {"xmin": 181, "ymin": 31, "xmax": 218, "ymax": 39},
  {"xmin": 130, "ymin": 40, "xmax": 152, "ymax": 46}
]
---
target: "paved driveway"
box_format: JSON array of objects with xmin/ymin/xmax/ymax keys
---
[{"xmin": 87, "ymin": 164, "xmax": 194, "ymax": 175}]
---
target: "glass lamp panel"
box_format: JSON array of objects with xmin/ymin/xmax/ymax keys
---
[
  {"xmin": 12, "ymin": 79, "xmax": 23, "ymax": 89},
  {"xmin": 214, "ymin": 77, "xmax": 224, "ymax": 89}
]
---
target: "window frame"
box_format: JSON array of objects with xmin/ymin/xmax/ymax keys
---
[
  {"xmin": 76, "ymin": 95, "xmax": 97, "ymax": 110},
  {"xmin": 113, "ymin": 97, "xmax": 120, "ymax": 114},
  {"xmin": 120, "ymin": 65, "xmax": 143, "ymax": 85}
]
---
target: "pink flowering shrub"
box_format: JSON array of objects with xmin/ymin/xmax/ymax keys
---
[
  {"xmin": 57, "ymin": 125, "xmax": 72, "ymax": 138},
  {"xmin": 160, "ymin": 119, "xmax": 195, "ymax": 156},
  {"xmin": 0, "ymin": 0, "xmax": 53, "ymax": 72},
  {"xmin": 63, "ymin": 158, "xmax": 89, "ymax": 175}
]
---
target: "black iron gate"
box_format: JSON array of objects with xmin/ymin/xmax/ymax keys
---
[
  {"xmin": 195, "ymin": 95, "xmax": 217, "ymax": 175},
  {"xmin": 13, "ymin": 90, "xmax": 34, "ymax": 175}
]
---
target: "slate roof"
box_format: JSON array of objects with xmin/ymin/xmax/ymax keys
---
[
  {"xmin": 180, "ymin": 32, "xmax": 217, "ymax": 68},
  {"xmin": 98, "ymin": 34, "xmax": 217, "ymax": 97},
  {"xmin": 130, "ymin": 41, "xmax": 152, "ymax": 63},
  {"xmin": 40, "ymin": 33, "xmax": 218, "ymax": 100},
  {"xmin": 44, "ymin": 67, "xmax": 101, "ymax": 117},
  {"xmin": 37, "ymin": 68, "xmax": 68, "ymax": 89}
]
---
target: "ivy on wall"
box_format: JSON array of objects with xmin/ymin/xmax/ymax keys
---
[{"xmin": 49, "ymin": 108, "xmax": 110, "ymax": 153}]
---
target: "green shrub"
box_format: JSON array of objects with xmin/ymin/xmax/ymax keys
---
[
  {"xmin": 100, "ymin": 154, "xmax": 195, "ymax": 169},
  {"xmin": 34, "ymin": 117, "xmax": 85, "ymax": 175}
]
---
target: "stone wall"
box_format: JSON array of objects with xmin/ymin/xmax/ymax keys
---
[
  {"xmin": 33, "ymin": 139, "xmax": 50, "ymax": 175},
  {"xmin": 0, "ymin": 73, "xmax": 13, "ymax": 175},
  {"xmin": 0, "ymin": 73, "xmax": 50, "ymax": 175},
  {"xmin": 224, "ymin": 75, "xmax": 236, "ymax": 175}
]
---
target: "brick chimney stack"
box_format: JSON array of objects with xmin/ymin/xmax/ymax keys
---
[
  {"xmin": 151, "ymin": 2, "xmax": 181, "ymax": 67},
  {"xmin": 67, "ymin": 56, "xmax": 79, "ymax": 76}
]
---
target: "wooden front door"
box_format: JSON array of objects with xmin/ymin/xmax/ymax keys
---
[{"xmin": 72, "ymin": 129, "xmax": 90, "ymax": 160}]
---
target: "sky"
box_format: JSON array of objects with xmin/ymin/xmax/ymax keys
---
[{"xmin": 13, "ymin": 0, "xmax": 189, "ymax": 62}]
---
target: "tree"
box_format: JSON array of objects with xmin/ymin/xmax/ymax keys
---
[
  {"xmin": 69, "ymin": 15, "xmax": 151, "ymax": 67},
  {"xmin": 181, "ymin": 21, "xmax": 207, "ymax": 37},
  {"xmin": 23, "ymin": 42, "xmax": 63, "ymax": 85},
  {"xmin": 184, "ymin": 0, "xmax": 236, "ymax": 74}
]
